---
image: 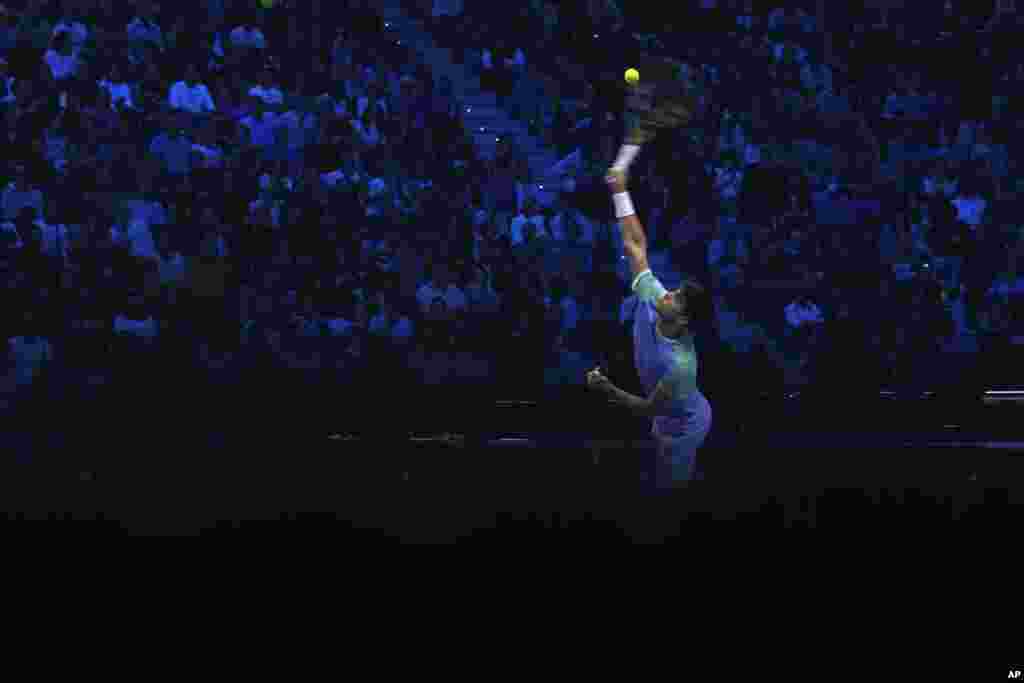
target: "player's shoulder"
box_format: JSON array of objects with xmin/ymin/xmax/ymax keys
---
[{"xmin": 631, "ymin": 267, "xmax": 655, "ymax": 289}]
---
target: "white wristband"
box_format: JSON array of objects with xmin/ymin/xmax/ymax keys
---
[{"xmin": 613, "ymin": 192, "xmax": 635, "ymax": 219}]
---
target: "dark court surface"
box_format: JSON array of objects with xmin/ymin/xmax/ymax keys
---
[
  {"xmin": 3, "ymin": 368, "xmax": 1023, "ymax": 536},
  {"xmin": 4, "ymin": 412, "xmax": 1023, "ymax": 538}
]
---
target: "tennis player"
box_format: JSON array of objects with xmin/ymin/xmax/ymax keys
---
[{"xmin": 586, "ymin": 169, "xmax": 712, "ymax": 492}]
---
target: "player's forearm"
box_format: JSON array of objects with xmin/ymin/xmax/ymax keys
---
[
  {"xmin": 617, "ymin": 213, "xmax": 647, "ymax": 250},
  {"xmin": 604, "ymin": 383, "xmax": 653, "ymax": 417},
  {"xmin": 609, "ymin": 144, "xmax": 647, "ymax": 247},
  {"xmin": 612, "ymin": 189, "xmax": 647, "ymax": 248}
]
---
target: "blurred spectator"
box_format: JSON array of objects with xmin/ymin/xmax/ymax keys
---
[
  {"xmin": 951, "ymin": 179, "xmax": 988, "ymax": 228},
  {"xmin": 52, "ymin": 5, "xmax": 90, "ymax": 50},
  {"xmin": 10, "ymin": 205, "xmax": 42, "ymax": 250},
  {"xmin": 419, "ymin": 294, "xmax": 455, "ymax": 350},
  {"xmin": 922, "ymin": 159, "xmax": 958, "ymax": 198},
  {"xmin": 43, "ymin": 30, "xmax": 80, "ymax": 82},
  {"xmin": 126, "ymin": 3, "xmax": 166, "ymax": 58},
  {"xmin": 551, "ymin": 275, "xmax": 582, "ymax": 348},
  {"xmin": 34, "ymin": 203, "xmax": 69, "ymax": 263},
  {"xmin": 114, "ymin": 290, "xmax": 158, "ymax": 343},
  {"xmin": 110, "ymin": 215, "xmax": 157, "ymax": 261},
  {"xmin": 785, "ymin": 294, "xmax": 825, "ymax": 330},
  {"xmin": 98, "ymin": 62, "xmax": 138, "ymax": 111},
  {"xmin": 190, "ymin": 117, "xmax": 226, "ymax": 169},
  {"xmin": 168, "ymin": 64, "xmax": 216, "ymax": 114},
  {"xmin": 784, "ymin": 292, "xmax": 824, "ymax": 356},
  {"xmin": 2, "ymin": 162, "xmax": 43, "ymax": 220},
  {"xmin": 149, "ymin": 124, "xmax": 193, "ymax": 177},
  {"xmin": 988, "ymin": 264, "xmax": 1024, "ymax": 299},
  {"xmin": 135, "ymin": 58, "xmax": 167, "ymax": 109},
  {"xmin": 229, "ymin": 18, "xmax": 266, "ymax": 51},
  {"xmin": 548, "ymin": 193, "xmax": 597, "ymax": 246},
  {"xmin": 244, "ymin": 99, "xmax": 285, "ymax": 147},
  {"xmin": 509, "ymin": 198, "xmax": 546, "ymax": 248},
  {"xmin": 330, "ymin": 26, "xmax": 355, "ymax": 79},
  {"xmin": 368, "ymin": 289, "xmax": 415, "ymax": 346},
  {"xmin": 717, "ymin": 297, "xmax": 771, "ymax": 355},
  {"xmin": 350, "ymin": 107, "xmax": 382, "ymax": 148},
  {"xmin": 704, "ymin": 218, "xmax": 729, "ymax": 274},
  {"xmin": 481, "ymin": 36, "xmax": 526, "ymax": 107},
  {"xmin": 417, "ymin": 263, "xmax": 467, "ymax": 317},
  {"xmin": 0, "ymin": 7, "xmax": 17, "ymax": 56},
  {"xmin": 248, "ymin": 68, "xmax": 283, "ymax": 106},
  {"xmin": 213, "ymin": 70, "xmax": 251, "ymax": 119},
  {"xmin": 0, "ymin": 56, "xmax": 15, "ymax": 106},
  {"xmin": 11, "ymin": 1, "xmax": 52, "ymax": 52},
  {"xmin": 464, "ymin": 262, "xmax": 501, "ymax": 315},
  {"xmin": 155, "ymin": 228, "xmax": 186, "ymax": 287},
  {"xmin": 8, "ymin": 320, "xmax": 52, "ymax": 391}
]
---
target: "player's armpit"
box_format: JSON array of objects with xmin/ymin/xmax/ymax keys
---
[{"xmin": 631, "ymin": 265, "xmax": 669, "ymax": 304}]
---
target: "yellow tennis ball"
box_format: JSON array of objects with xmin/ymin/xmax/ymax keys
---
[{"xmin": 625, "ymin": 68, "xmax": 639, "ymax": 85}]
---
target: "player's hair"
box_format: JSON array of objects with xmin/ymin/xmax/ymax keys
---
[{"xmin": 679, "ymin": 278, "xmax": 713, "ymax": 332}]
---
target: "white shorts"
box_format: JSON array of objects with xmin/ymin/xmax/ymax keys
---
[{"xmin": 645, "ymin": 407, "xmax": 711, "ymax": 493}]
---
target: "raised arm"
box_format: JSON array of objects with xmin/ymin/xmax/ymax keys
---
[{"xmin": 605, "ymin": 169, "xmax": 649, "ymax": 281}]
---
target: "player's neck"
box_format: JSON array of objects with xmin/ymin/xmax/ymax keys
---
[{"xmin": 657, "ymin": 319, "xmax": 688, "ymax": 340}]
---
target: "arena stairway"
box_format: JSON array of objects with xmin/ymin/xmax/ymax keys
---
[{"xmin": 376, "ymin": 1, "xmax": 570, "ymax": 207}]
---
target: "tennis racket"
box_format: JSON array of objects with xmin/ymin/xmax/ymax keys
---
[{"xmin": 623, "ymin": 57, "xmax": 698, "ymax": 146}]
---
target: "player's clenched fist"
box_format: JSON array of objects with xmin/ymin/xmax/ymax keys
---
[{"xmin": 586, "ymin": 367, "xmax": 613, "ymax": 393}]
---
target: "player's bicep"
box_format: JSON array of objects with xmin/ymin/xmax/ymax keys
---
[{"xmin": 623, "ymin": 242, "xmax": 649, "ymax": 283}]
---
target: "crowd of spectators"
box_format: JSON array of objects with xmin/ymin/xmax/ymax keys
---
[
  {"xmin": 419, "ymin": 0, "xmax": 1024, "ymax": 395},
  {"xmin": 6, "ymin": 0, "xmax": 1024, "ymax": 430},
  {"xmin": 2, "ymin": 0, "xmax": 640, "ymax": 425}
]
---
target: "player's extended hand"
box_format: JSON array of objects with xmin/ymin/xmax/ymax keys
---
[
  {"xmin": 605, "ymin": 169, "xmax": 627, "ymax": 194},
  {"xmin": 586, "ymin": 366, "xmax": 613, "ymax": 393}
]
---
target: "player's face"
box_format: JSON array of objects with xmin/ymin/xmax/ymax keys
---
[{"xmin": 656, "ymin": 290, "xmax": 685, "ymax": 323}]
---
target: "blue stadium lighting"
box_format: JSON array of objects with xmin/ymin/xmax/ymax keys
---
[{"xmin": 11, "ymin": 0, "xmax": 1013, "ymax": 460}]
